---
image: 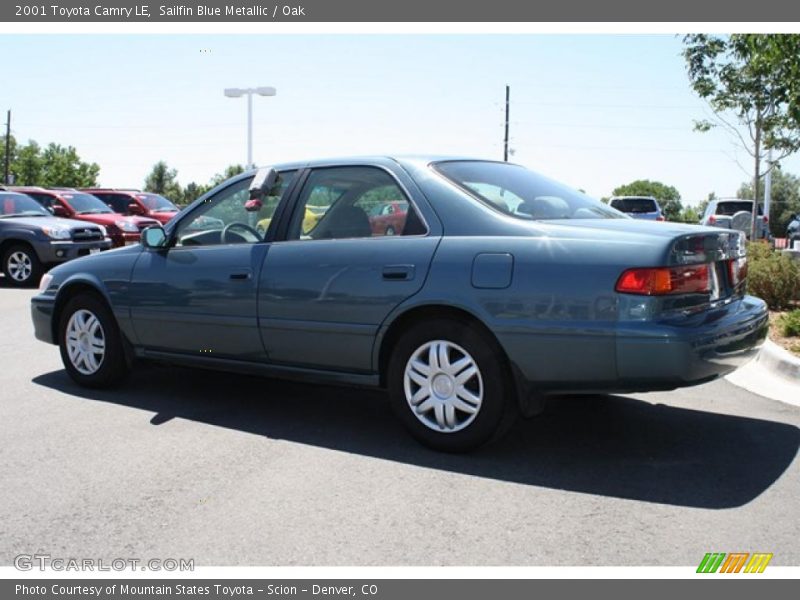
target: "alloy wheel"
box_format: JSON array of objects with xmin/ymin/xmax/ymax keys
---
[
  {"xmin": 65, "ymin": 309, "xmax": 106, "ymax": 375},
  {"xmin": 7, "ymin": 251, "xmax": 32, "ymax": 282}
]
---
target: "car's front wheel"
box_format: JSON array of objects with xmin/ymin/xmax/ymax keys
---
[
  {"xmin": 2, "ymin": 244, "xmax": 42, "ymax": 287},
  {"xmin": 59, "ymin": 293, "xmax": 129, "ymax": 388},
  {"xmin": 387, "ymin": 318, "xmax": 516, "ymax": 452}
]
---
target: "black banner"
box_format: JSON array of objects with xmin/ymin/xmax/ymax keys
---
[
  {"xmin": 3, "ymin": 0, "xmax": 799, "ymax": 22},
  {"xmin": 4, "ymin": 579, "xmax": 800, "ymax": 600}
]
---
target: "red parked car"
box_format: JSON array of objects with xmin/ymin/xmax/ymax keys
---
[
  {"xmin": 368, "ymin": 200, "xmax": 408, "ymax": 235},
  {"xmin": 82, "ymin": 188, "xmax": 179, "ymax": 225},
  {"xmin": 12, "ymin": 187, "xmax": 160, "ymax": 248}
]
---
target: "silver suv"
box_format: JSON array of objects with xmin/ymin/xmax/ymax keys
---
[{"xmin": 700, "ymin": 199, "xmax": 769, "ymax": 240}]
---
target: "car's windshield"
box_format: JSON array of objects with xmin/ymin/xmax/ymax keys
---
[
  {"xmin": 0, "ymin": 193, "xmax": 51, "ymax": 217},
  {"xmin": 61, "ymin": 193, "xmax": 114, "ymax": 214},
  {"xmin": 435, "ymin": 161, "xmax": 622, "ymax": 220},
  {"xmin": 610, "ymin": 198, "xmax": 658, "ymax": 213},
  {"xmin": 137, "ymin": 193, "xmax": 177, "ymax": 212}
]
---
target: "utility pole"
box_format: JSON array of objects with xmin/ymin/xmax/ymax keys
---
[
  {"xmin": 503, "ymin": 85, "xmax": 510, "ymax": 162},
  {"xmin": 4, "ymin": 110, "xmax": 10, "ymax": 185},
  {"xmin": 764, "ymin": 147, "xmax": 773, "ymax": 238}
]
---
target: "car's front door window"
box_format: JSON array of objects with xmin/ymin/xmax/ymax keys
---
[{"xmin": 175, "ymin": 171, "xmax": 296, "ymax": 247}]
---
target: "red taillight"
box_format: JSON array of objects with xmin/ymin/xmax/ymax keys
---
[
  {"xmin": 656, "ymin": 215, "xmax": 666, "ymax": 222},
  {"xmin": 616, "ymin": 264, "xmax": 711, "ymax": 296},
  {"xmin": 728, "ymin": 257, "xmax": 748, "ymax": 286},
  {"xmin": 708, "ymin": 215, "xmax": 716, "ymax": 225}
]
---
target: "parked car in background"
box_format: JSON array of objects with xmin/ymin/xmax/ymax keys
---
[
  {"xmin": 1, "ymin": 191, "xmax": 110, "ymax": 286},
  {"xmin": 368, "ymin": 200, "xmax": 408, "ymax": 235},
  {"xmin": 701, "ymin": 199, "xmax": 769, "ymax": 240},
  {"xmin": 31, "ymin": 157, "xmax": 767, "ymax": 451},
  {"xmin": 608, "ymin": 196, "xmax": 664, "ymax": 221},
  {"xmin": 11, "ymin": 187, "xmax": 160, "ymax": 248},
  {"xmin": 787, "ymin": 213, "xmax": 800, "ymax": 246},
  {"xmin": 83, "ymin": 189, "xmax": 180, "ymax": 225}
]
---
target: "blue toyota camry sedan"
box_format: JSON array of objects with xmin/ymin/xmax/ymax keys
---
[{"xmin": 31, "ymin": 157, "xmax": 768, "ymax": 451}]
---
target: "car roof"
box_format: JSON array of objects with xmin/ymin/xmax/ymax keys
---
[
  {"xmin": 254, "ymin": 155, "xmax": 505, "ymax": 172},
  {"xmin": 609, "ymin": 196, "xmax": 658, "ymax": 200}
]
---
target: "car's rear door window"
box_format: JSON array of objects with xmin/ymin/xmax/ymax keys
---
[{"xmin": 287, "ymin": 167, "xmax": 427, "ymax": 240}]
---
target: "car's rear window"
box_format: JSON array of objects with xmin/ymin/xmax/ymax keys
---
[
  {"xmin": 610, "ymin": 198, "xmax": 658, "ymax": 213},
  {"xmin": 716, "ymin": 201, "xmax": 756, "ymax": 216},
  {"xmin": 434, "ymin": 160, "xmax": 621, "ymax": 220}
]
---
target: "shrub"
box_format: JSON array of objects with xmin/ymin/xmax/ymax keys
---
[
  {"xmin": 746, "ymin": 240, "xmax": 774, "ymax": 261},
  {"xmin": 746, "ymin": 246, "xmax": 800, "ymax": 310},
  {"xmin": 778, "ymin": 310, "xmax": 800, "ymax": 337}
]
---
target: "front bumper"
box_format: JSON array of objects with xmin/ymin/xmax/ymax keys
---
[
  {"xmin": 31, "ymin": 293, "xmax": 56, "ymax": 344},
  {"xmin": 616, "ymin": 295, "xmax": 768, "ymax": 389},
  {"xmin": 108, "ymin": 232, "xmax": 141, "ymax": 248},
  {"xmin": 36, "ymin": 239, "xmax": 113, "ymax": 264}
]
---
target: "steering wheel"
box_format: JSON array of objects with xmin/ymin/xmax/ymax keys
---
[{"xmin": 221, "ymin": 222, "xmax": 261, "ymax": 244}]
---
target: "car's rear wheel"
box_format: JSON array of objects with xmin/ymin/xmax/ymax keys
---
[
  {"xmin": 2, "ymin": 244, "xmax": 42, "ymax": 287},
  {"xmin": 385, "ymin": 226, "xmax": 396, "ymax": 236},
  {"xmin": 387, "ymin": 318, "xmax": 516, "ymax": 452},
  {"xmin": 59, "ymin": 294, "xmax": 129, "ymax": 388}
]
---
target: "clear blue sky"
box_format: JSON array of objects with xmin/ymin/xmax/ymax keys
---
[{"xmin": 2, "ymin": 34, "xmax": 797, "ymax": 205}]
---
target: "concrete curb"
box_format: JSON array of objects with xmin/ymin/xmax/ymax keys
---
[
  {"xmin": 725, "ymin": 339, "xmax": 800, "ymax": 408},
  {"xmin": 757, "ymin": 338, "xmax": 800, "ymax": 382}
]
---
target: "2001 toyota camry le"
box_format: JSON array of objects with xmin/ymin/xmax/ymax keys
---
[{"xmin": 30, "ymin": 157, "xmax": 768, "ymax": 451}]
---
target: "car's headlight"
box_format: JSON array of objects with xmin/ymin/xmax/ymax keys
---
[
  {"xmin": 96, "ymin": 225, "xmax": 107, "ymax": 237},
  {"xmin": 42, "ymin": 226, "xmax": 72, "ymax": 240},
  {"xmin": 38, "ymin": 273, "xmax": 54, "ymax": 293},
  {"xmin": 116, "ymin": 220, "xmax": 139, "ymax": 233}
]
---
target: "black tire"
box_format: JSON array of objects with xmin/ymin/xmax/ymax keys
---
[
  {"xmin": 385, "ymin": 226, "xmax": 396, "ymax": 236},
  {"xmin": 58, "ymin": 293, "xmax": 129, "ymax": 388},
  {"xmin": 2, "ymin": 244, "xmax": 42, "ymax": 287},
  {"xmin": 387, "ymin": 317, "xmax": 517, "ymax": 452}
]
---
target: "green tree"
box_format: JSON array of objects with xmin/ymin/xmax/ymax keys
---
[
  {"xmin": 0, "ymin": 134, "xmax": 18, "ymax": 182},
  {"xmin": 611, "ymin": 179, "xmax": 683, "ymax": 221},
  {"xmin": 737, "ymin": 168, "xmax": 800, "ymax": 237},
  {"xmin": 1, "ymin": 135, "xmax": 98, "ymax": 186},
  {"xmin": 13, "ymin": 141, "xmax": 44, "ymax": 185},
  {"xmin": 209, "ymin": 164, "xmax": 245, "ymax": 187},
  {"xmin": 679, "ymin": 205, "xmax": 701, "ymax": 223},
  {"xmin": 39, "ymin": 143, "xmax": 100, "ymax": 187},
  {"xmin": 144, "ymin": 161, "xmax": 182, "ymax": 202},
  {"xmin": 181, "ymin": 181, "xmax": 211, "ymax": 206},
  {"xmin": 683, "ymin": 34, "xmax": 800, "ymax": 237}
]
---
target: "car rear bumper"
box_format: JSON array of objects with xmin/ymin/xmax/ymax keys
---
[
  {"xmin": 31, "ymin": 294, "xmax": 56, "ymax": 344},
  {"xmin": 615, "ymin": 295, "xmax": 768, "ymax": 389},
  {"xmin": 36, "ymin": 239, "xmax": 113, "ymax": 264}
]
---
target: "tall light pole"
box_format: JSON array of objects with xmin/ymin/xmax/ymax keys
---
[{"xmin": 224, "ymin": 86, "xmax": 276, "ymax": 169}]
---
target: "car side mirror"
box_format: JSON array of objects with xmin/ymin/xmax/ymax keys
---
[
  {"xmin": 249, "ymin": 167, "xmax": 279, "ymax": 202},
  {"xmin": 128, "ymin": 202, "xmax": 144, "ymax": 215},
  {"xmin": 141, "ymin": 226, "xmax": 167, "ymax": 249},
  {"xmin": 52, "ymin": 205, "xmax": 69, "ymax": 217}
]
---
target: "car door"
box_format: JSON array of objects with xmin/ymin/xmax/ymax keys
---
[
  {"xmin": 128, "ymin": 172, "xmax": 296, "ymax": 360},
  {"xmin": 259, "ymin": 164, "xmax": 441, "ymax": 373}
]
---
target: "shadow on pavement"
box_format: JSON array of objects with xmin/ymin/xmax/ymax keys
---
[{"xmin": 33, "ymin": 364, "xmax": 800, "ymax": 510}]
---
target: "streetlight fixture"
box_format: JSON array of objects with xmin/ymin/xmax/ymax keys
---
[{"xmin": 224, "ymin": 86, "xmax": 277, "ymax": 168}]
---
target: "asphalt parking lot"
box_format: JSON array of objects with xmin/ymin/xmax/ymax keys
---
[{"xmin": 1, "ymin": 278, "xmax": 799, "ymax": 566}]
